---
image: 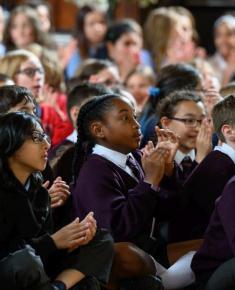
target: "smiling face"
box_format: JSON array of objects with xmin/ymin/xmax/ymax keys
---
[
  {"xmin": 92, "ymin": 97, "xmax": 141, "ymax": 154},
  {"xmin": 8, "ymin": 123, "xmax": 50, "ymax": 185},
  {"xmin": 14, "ymin": 57, "xmax": 44, "ymax": 98},
  {"xmin": 161, "ymin": 100, "xmax": 205, "ymax": 153}
]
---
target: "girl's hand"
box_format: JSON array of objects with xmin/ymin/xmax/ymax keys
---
[
  {"xmin": 195, "ymin": 118, "xmax": 213, "ymax": 163},
  {"xmin": 68, "ymin": 212, "xmax": 97, "ymax": 252},
  {"xmin": 51, "ymin": 218, "xmax": 90, "ymax": 250},
  {"xmin": 79, "ymin": 212, "xmax": 97, "ymax": 245},
  {"xmin": 155, "ymin": 126, "xmax": 179, "ymax": 176},
  {"xmin": 142, "ymin": 141, "xmax": 169, "ymax": 186},
  {"xmin": 44, "ymin": 177, "xmax": 70, "ymax": 208}
]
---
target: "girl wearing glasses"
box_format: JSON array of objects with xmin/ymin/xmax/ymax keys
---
[
  {"xmin": 0, "ymin": 111, "xmax": 113, "ymax": 290},
  {"xmin": 0, "ymin": 49, "xmax": 72, "ymax": 146}
]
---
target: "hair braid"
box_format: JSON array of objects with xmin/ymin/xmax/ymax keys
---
[{"xmin": 72, "ymin": 93, "xmax": 121, "ymax": 183}]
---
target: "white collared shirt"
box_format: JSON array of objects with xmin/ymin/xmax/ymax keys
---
[
  {"xmin": 214, "ymin": 142, "xmax": 235, "ymax": 164},
  {"xmin": 175, "ymin": 150, "xmax": 196, "ymax": 170},
  {"xmin": 66, "ymin": 129, "xmax": 77, "ymax": 143},
  {"xmin": 92, "ymin": 144, "xmax": 136, "ymax": 179}
]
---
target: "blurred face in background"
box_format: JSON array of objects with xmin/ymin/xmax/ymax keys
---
[
  {"xmin": 89, "ymin": 66, "xmax": 120, "ymax": 87},
  {"xmin": 108, "ymin": 32, "xmax": 142, "ymax": 66},
  {"xmin": 84, "ymin": 11, "xmax": 107, "ymax": 45},
  {"xmin": 214, "ymin": 22, "xmax": 235, "ymax": 59},
  {"xmin": 10, "ymin": 12, "xmax": 35, "ymax": 48},
  {"xmin": 126, "ymin": 73, "xmax": 150, "ymax": 110},
  {"xmin": 14, "ymin": 56, "xmax": 44, "ymax": 98},
  {"xmin": 37, "ymin": 4, "xmax": 51, "ymax": 33},
  {"xmin": 167, "ymin": 15, "xmax": 195, "ymax": 63}
]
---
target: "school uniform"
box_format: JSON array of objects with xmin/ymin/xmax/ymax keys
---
[
  {"xmin": 191, "ymin": 175, "xmax": 235, "ymax": 289},
  {"xmin": 156, "ymin": 150, "xmax": 198, "ymax": 243},
  {"xmin": 71, "ymin": 144, "xmax": 169, "ymax": 266},
  {"xmin": 48, "ymin": 129, "xmax": 77, "ymax": 179},
  {"xmin": 168, "ymin": 144, "xmax": 235, "ymax": 242},
  {"xmin": 0, "ymin": 169, "xmax": 113, "ymax": 289}
]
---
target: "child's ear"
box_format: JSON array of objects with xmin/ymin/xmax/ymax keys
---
[
  {"xmin": 160, "ymin": 116, "xmax": 170, "ymax": 129},
  {"xmin": 221, "ymin": 124, "xmax": 235, "ymax": 141},
  {"xmin": 90, "ymin": 121, "xmax": 105, "ymax": 138}
]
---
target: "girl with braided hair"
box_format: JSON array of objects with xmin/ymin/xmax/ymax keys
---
[
  {"xmin": 71, "ymin": 93, "xmax": 178, "ymax": 289},
  {"xmin": 71, "ymin": 93, "xmax": 197, "ymax": 290}
]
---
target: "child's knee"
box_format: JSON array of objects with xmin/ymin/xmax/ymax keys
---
[{"xmin": 4, "ymin": 247, "xmax": 49, "ymax": 288}]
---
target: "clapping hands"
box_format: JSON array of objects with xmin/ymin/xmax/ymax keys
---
[
  {"xmin": 51, "ymin": 212, "xmax": 97, "ymax": 251},
  {"xmin": 141, "ymin": 127, "xmax": 179, "ymax": 185}
]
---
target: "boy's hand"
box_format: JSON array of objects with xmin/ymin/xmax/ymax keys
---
[{"xmin": 195, "ymin": 118, "xmax": 212, "ymax": 163}]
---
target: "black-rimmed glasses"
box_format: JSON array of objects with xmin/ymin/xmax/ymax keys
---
[
  {"xmin": 169, "ymin": 117, "xmax": 203, "ymax": 127},
  {"xmin": 32, "ymin": 131, "xmax": 51, "ymax": 144},
  {"xmin": 17, "ymin": 67, "xmax": 44, "ymax": 78}
]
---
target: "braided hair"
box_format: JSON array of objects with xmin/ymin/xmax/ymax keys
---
[{"xmin": 72, "ymin": 93, "xmax": 122, "ymax": 183}]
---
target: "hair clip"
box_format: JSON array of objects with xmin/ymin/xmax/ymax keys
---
[{"xmin": 149, "ymin": 87, "xmax": 160, "ymax": 98}]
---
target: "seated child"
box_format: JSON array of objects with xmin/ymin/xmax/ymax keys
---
[
  {"xmin": 191, "ymin": 95, "xmax": 235, "ymax": 290},
  {"xmin": 0, "ymin": 112, "xmax": 113, "ymax": 290},
  {"xmin": 71, "ymin": 92, "xmax": 199, "ymax": 289},
  {"xmin": 158, "ymin": 89, "xmax": 212, "ymax": 242},
  {"xmin": 181, "ymin": 94, "xmax": 235, "ymax": 241}
]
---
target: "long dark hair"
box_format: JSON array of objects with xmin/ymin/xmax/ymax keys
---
[
  {"xmin": 75, "ymin": 5, "xmax": 106, "ymax": 59},
  {"xmin": 72, "ymin": 93, "xmax": 121, "ymax": 182},
  {"xmin": 0, "ymin": 112, "xmax": 43, "ymax": 185}
]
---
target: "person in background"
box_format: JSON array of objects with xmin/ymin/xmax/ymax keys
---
[
  {"xmin": 24, "ymin": 0, "xmax": 52, "ymax": 33},
  {"xmin": 125, "ymin": 65, "xmax": 156, "ymax": 116},
  {"xmin": 209, "ymin": 14, "xmax": 235, "ymax": 85},
  {"xmin": 0, "ymin": 49, "xmax": 71, "ymax": 146},
  {"xmin": 70, "ymin": 58, "xmax": 120, "ymax": 90},
  {"xmin": 103, "ymin": 19, "xmax": 151, "ymax": 82},
  {"xmin": 3, "ymin": 5, "xmax": 54, "ymax": 52},
  {"xmin": 61, "ymin": 5, "xmax": 108, "ymax": 79},
  {"xmin": 139, "ymin": 63, "xmax": 202, "ymax": 147},
  {"xmin": 144, "ymin": 6, "xmax": 202, "ymax": 72}
]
